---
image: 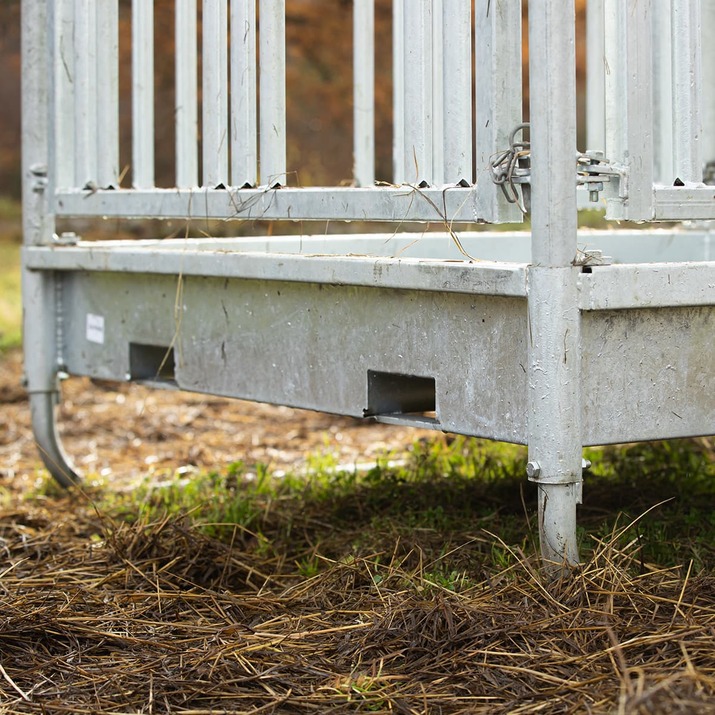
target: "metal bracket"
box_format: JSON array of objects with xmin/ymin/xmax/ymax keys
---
[{"xmin": 490, "ymin": 124, "xmax": 624, "ymax": 211}]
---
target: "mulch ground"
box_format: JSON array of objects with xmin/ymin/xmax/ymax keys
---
[{"xmin": 2, "ymin": 349, "xmax": 715, "ymax": 714}]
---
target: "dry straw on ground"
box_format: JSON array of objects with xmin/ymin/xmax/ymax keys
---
[{"xmin": 1, "ymin": 495, "xmax": 714, "ymax": 714}]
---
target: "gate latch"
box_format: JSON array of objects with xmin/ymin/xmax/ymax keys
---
[{"xmin": 490, "ymin": 124, "xmax": 621, "ymax": 213}]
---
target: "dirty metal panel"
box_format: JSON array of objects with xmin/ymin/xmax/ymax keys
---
[
  {"xmin": 176, "ymin": 277, "xmax": 529, "ymax": 443},
  {"xmin": 56, "ymin": 270, "xmax": 529, "ymax": 444},
  {"xmin": 582, "ymin": 305, "xmax": 715, "ymax": 444},
  {"xmin": 578, "ymin": 262, "xmax": 715, "ymax": 310},
  {"xmin": 60, "ymin": 272, "xmax": 181, "ymax": 382}
]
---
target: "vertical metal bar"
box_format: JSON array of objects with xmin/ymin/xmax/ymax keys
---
[
  {"xmin": 96, "ymin": 0, "xmax": 119, "ymax": 188},
  {"xmin": 231, "ymin": 0, "xmax": 257, "ymax": 187},
  {"xmin": 603, "ymin": 0, "xmax": 626, "ymax": 163},
  {"xmin": 431, "ymin": 0, "xmax": 444, "ymax": 186},
  {"xmin": 441, "ymin": 0, "xmax": 472, "ymax": 185},
  {"xmin": 74, "ymin": 0, "xmax": 98, "ymax": 188},
  {"xmin": 474, "ymin": 0, "xmax": 522, "ymax": 222},
  {"xmin": 586, "ymin": 0, "xmax": 605, "ymax": 153},
  {"xmin": 402, "ymin": 0, "xmax": 432, "ymax": 185},
  {"xmin": 22, "ymin": 0, "xmax": 53, "ymax": 248},
  {"xmin": 353, "ymin": 0, "xmax": 375, "ymax": 187},
  {"xmin": 527, "ymin": 0, "xmax": 581, "ymax": 566},
  {"xmin": 392, "ymin": 0, "xmax": 405, "ymax": 184},
  {"xmin": 653, "ymin": 0, "xmax": 674, "ymax": 184},
  {"xmin": 202, "ymin": 0, "xmax": 228, "ymax": 187},
  {"xmin": 671, "ymin": 0, "xmax": 703, "ymax": 183},
  {"xmin": 703, "ymin": 1, "xmax": 715, "ymax": 180},
  {"xmin": 259, "ymin": 0, "xmax": 286, "ymax": 186},
  {"xmin": 604, "ymin": 0, "xmax": 653, "ymax": 219},
  {"xmin": 625, "ymin": 0, "xmax": 653, "ymax": 217},
  {"xmin": 53, "ymin": 0, "xmax": 75, "ymax": 189},
  {"xmin": 176, "ymin": 0, "xmax": 198, "ymax": 188},
  {"xmin": 132, "ymin": 0, "xmax": 154, "ymax": 188}
]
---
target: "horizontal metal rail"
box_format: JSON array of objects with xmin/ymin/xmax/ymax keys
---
[
  {"xmin": 53, "ymin": 186, "xmax": 482, "ymax": 222},
  {"xmin": 53, "ymin": 185, "xmax": 715, "ymax": 222},
  {"xmin": 23, "ymin": 243, "xmax": 529, "ymax": 298}
]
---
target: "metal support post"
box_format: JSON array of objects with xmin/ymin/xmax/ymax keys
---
[
  {"xmin": 21, "ymin": 0, "xmax": 79, "ymax": 486},
  {"xmin": 527, "ymin": 0, "xmax": 582, "ymax": 567}
]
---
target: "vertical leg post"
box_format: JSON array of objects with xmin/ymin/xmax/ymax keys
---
[
  {"xmin": 527, "ymin": 0, "xmax": 582, "ymax": 567},
  {"xmin": 22, "ymin": 0, "xmax": 79, "ymax": 486}
]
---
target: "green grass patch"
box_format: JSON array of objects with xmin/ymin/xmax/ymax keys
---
[
  {"xmin": 0, "ymin": 196, "xmax": 22, "ymax": 351},
  {"xmin": 0, "ymin": 196, "xmax": 22, "ymax": 223},
  {"xmin": 0, "ymin": 241, "xmax": 22, "ymax": 351},
  {"xmin": 102, "ymin": 437, "xmax": 715, "ymax": 585}
]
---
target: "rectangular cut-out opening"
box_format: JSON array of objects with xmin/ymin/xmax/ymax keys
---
[
  {"xmin": 129, "ymin": 343, "xmax": 176, "ymax": 385},
  {"xmin": 365, "ymin": 370, "xmax": 439, "ymax": 428}
]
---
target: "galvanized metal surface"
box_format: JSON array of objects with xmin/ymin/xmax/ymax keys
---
[{"xmin": 20, "ymin": 0, "xmax": 715, "ymax": 565}]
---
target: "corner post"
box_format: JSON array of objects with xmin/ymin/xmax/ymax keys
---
[
  {"xmin": 527, "ymin": 0, "xmax": 582, "ymax": 566},
  {"xmin": 21, "ymin": 0, "xmax": 79, "ymax": 486}
]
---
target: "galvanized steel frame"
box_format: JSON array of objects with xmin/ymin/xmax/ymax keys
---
[{"xmin": 21, "ymin": 0, "xmax": 715, "ymax": 566}]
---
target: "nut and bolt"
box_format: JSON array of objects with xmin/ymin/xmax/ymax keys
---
[
  {"xmin": 526, "ymin": 459, "xmax": 592, "ymax": 479},
  {"xmin": 526, "ymin": 461, "xmax": 541, "ymax": 479}
]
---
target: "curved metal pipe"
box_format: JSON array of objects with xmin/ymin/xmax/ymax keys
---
[{"xmin": 29, "ymin": 389, "xmax": 80, "ymax": 487}]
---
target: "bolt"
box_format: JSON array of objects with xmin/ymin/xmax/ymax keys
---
[
  {"xmin": 582, "ymin": 458, "xmax": 592, "ymax": 472},
  {"xmin": 54, "ymin": 232, "xmax": 79, "ymax": 245},
  {"xmin": 526, "ymin": 461, "xmax": 541, "ymax": 479}
]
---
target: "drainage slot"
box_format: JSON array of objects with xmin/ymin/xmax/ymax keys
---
[
  {"xmin": 365, "ymin": 370, "xmax": 439, "ymax": 428},
  {"xmin": 129, "ymin": 343, "xmax": 176, "ymax": 386}
]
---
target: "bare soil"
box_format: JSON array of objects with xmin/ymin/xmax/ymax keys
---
[{"xmin": 0, "ymin": 348, "xmax": 432, "ymax": 492}]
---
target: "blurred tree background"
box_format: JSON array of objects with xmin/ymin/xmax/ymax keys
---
[{"xmin": 0, "ymin": 0, "xmax": 588, "ymax": 198}]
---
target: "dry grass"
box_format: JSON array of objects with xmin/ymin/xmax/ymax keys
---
[{"xmin": 1, "ymin": 493, "xmax": 714, "ymax": 714}]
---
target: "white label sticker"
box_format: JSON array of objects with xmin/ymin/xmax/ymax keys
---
[{"xmin": 86, "ymin": 313, "xmax": 105, "ymax": 344}]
